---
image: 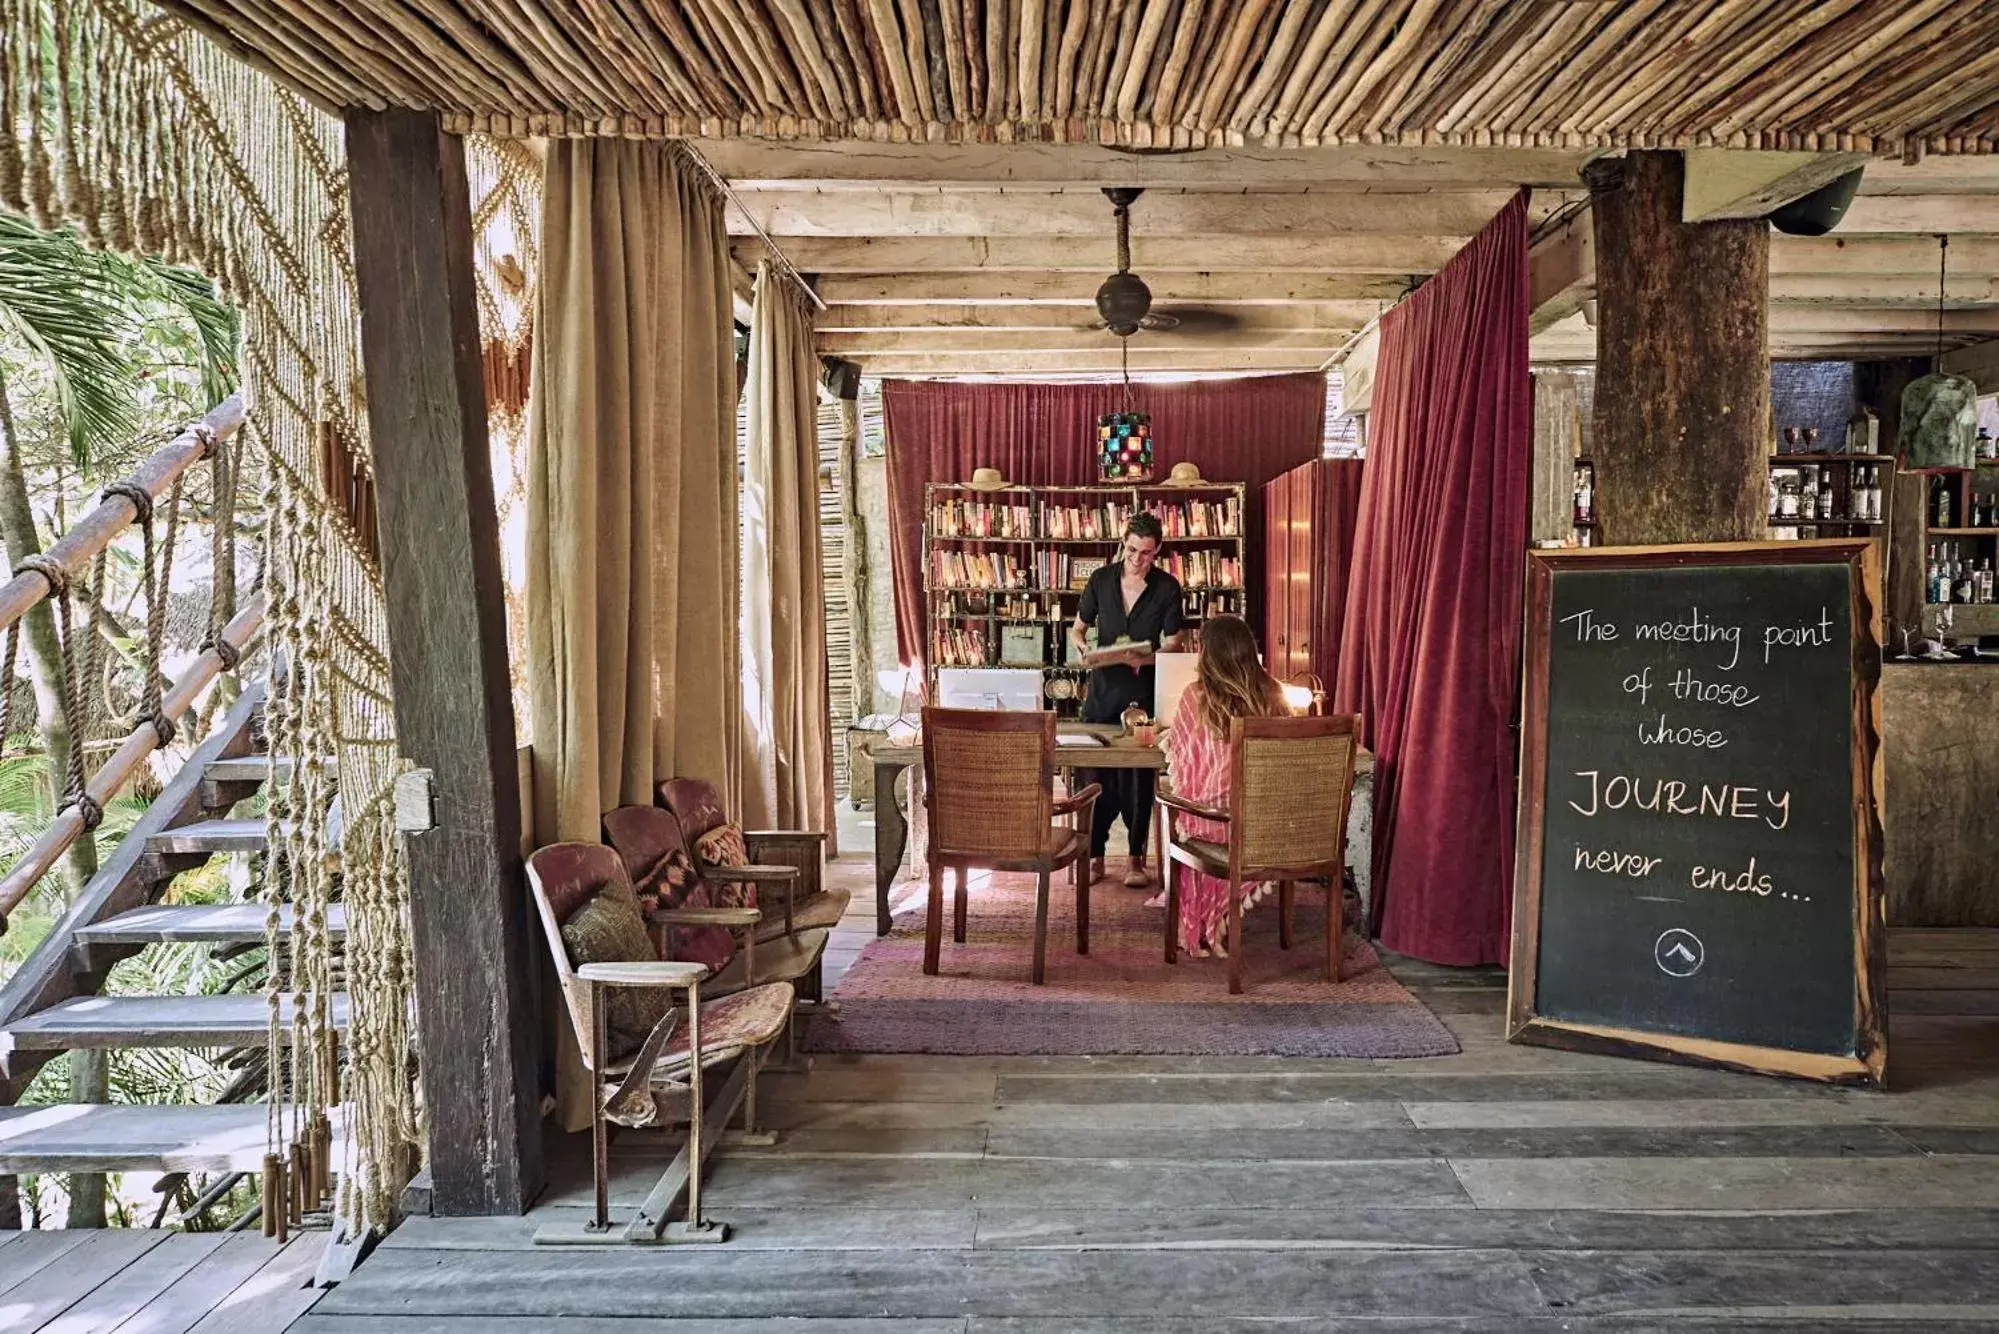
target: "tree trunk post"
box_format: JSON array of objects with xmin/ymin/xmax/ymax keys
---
[
  {"xmin": 0, "ymin": 366, "xmax": 98, "ymax": 893},
  {"xmin": 65, "ymin": 1048, "xmax": 109, "ymax": 1226},
  {"xmin": 1590, "ymin": 151, "xmax": 1772, "ymax": 546},
  {"xmin": 345, "ymin": 108, "xmax": 543, "ymax": 1216}
]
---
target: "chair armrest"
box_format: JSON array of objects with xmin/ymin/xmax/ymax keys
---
[
  {"xmin": 702, "ymin": 862, "xmax": 800, "ymax": 883},
  {"xmin": 651, "ymin": 907, "xmax": 763, "ymax": 927},
  {"xmin": 1053, "ymin": 782, "xmax": 1103, "ymax": 816},
  {"xmin": 1157, "ymin": 790, "xmax": 1230, "ymax": 823},
  {"xmin": 577, "ymin": 961, "xmax": 709, "ymax": 987}
]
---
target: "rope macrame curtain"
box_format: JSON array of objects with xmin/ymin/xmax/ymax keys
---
[{"xmin": 2, "ymin": 0, "xmax": 419, "ymax": 1236}]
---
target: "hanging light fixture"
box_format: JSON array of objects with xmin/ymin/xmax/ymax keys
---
[{"xmin": 1896, "ymin": 234, "xmax": 1979, "ymax": 473}]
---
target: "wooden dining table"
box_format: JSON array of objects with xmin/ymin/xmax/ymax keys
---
[{"xmin": 866, "ymin": 722, "xmax": 1373, "ymax": 936}]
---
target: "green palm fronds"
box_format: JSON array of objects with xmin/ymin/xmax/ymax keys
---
[{"xmin": 0, "ymin": 212, "xmax": 139, "ymax": 467}]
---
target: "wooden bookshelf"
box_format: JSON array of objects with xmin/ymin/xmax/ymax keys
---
[{"xmin": 922, "ymin": 480, "xmax": 1249, "ymax": 716}]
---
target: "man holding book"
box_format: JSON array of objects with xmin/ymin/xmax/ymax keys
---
[{"xmin": 1069, "ymin": 511, "xmax": 1185, "ymax": 888}]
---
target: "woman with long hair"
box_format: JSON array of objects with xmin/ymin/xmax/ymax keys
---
[{"xmin": 1157, "ymin": 615, "xmax": 1290, "ymax": 955}]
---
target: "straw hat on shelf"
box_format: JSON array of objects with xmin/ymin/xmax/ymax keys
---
[
  {"xmin": 966, "ymin": 467, "xmax": 1011, "ymax": 491},
  {"xmin": 1161, "ymin": 461, "xmax": 1205, "ymax": 486}
]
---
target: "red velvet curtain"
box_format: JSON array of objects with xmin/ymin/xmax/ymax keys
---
[
  {"xmin": 1335, "ymin": 192, "xmax": 1531, "ymax": 967},
  {"xmin": 1312, "ymin": 459, "xmax": 1366, "ymax": 689},
  {"xmin": 885, "ymin": 374, "xmax": 1327, "ymax": 666}
]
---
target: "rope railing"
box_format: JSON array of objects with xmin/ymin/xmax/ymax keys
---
[
  {"xmin": 0, "ymin": 395, "xmax": 246, "ymax": 638},
  {"xmin": 0, "ymin": 595, "xmax": 264, "ymax": 931}
]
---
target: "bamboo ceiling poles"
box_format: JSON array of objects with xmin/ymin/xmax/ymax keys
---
[{"xmin": 138, "ymin": 1, "xmax": 1999, "ymax": 154}]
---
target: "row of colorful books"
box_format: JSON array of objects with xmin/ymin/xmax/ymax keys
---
[
  {"xmin": 926, "ymin": 500, "xmax": 1034, "ymax": 538},
  {"xmin": 1034, "ymin": 553, "xmax": 1106, "ymax": 592},
  {"xmin": 1147, "ymin": 498, "xmax": 1240, "ymax": 538},
  {"xmin": 1042, "ymin": 502, "xmax": 1135, "ymax": 540},
  {"xmin": 929, "ymin": 550, "xmax": 1031, "ymax": 590},
  {"xmin": 931, "ymin": 626, "xmax": 992, "ymax": 668},
  {"xmin": 1160, "ymin": 550, "xmax": 1242, "ymax": 589}
]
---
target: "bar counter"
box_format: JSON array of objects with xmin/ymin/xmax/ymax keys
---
[{"xmin": 1882, "ymin": 661, "xmax": 1999, "ymax": 926}]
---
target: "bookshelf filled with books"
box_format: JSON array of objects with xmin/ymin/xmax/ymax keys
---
[{"xmin": 922, "ymin": 480, "xmax": 1249, "ymax": 715}]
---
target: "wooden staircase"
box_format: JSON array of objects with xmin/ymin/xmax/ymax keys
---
[{"xmin": 0, "ymin": 682, "xmax": 348, "ymax": 1194}]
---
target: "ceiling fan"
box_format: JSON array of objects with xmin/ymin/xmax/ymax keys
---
[{"xmin": 1090, "ymin": 187, "xmax": 1243, "ymax": 338}]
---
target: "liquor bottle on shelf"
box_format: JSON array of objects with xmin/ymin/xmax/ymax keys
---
[
  {"xmin": 1927, "ymin": 545, "xmax": 1945, "ymax": 604},
  {"xmin": 1861, "ymin": 465, "xmax": 1881, "ymax": 522},
  {"xmin": 1931, "ymin": 474, "xmax": 1954, "ymax": 528},
  {"xmin": 1817, "ymin": 471, "xmax": 1835, "ymax": 520},
  {"xmin": 1977, "ymin": 560, "xmax": 1995, "ymax": 605},
  {"xmin": 1957, "ymin": 554, "xmax": 1978, "ymax": 606},
  {"xmin": 1573, "ymin": 463, "xmax": 1594, "ymax": 523}
]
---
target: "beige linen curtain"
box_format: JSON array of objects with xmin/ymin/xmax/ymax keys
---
[
  {"xmin": 526, "ymin": 139, "xmax": 742, "ymax": 846},
  {"xmin": 740, "ymin": 261, "xmax": 835, "ymax": 838}
]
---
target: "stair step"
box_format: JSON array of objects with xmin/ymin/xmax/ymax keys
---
[
  {"xmin": 202, "ymin": 755, "xmax": 333, "ymax": 785},
  {"xmin": 0, "ymin": 994, "xmax": 349, "ymax": 1054},
  {"xmin": 0, "ymin": 1103, "xmax": 339, "ymax": 1174},
  {"xmin": 74, "ymin": 903, "xmax": 348, "ymax": 949},
  {"xmin": 149, "ymin": 819, "xmax": 268, "ymax": 855}
]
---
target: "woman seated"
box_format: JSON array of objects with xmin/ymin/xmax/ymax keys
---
[{"xmin": 1156, "ymin": 614, "xmax": 1292, "ymax": 956}]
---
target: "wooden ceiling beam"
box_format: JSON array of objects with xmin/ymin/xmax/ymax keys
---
[
  {"xmin": 688, "ymin": 138, "xmax": 1594, "ymax": 187},
  {"xmin": 724, "ymin": 187, "xmax": 1563, "ymax": 238},
  {"xmin": 815, "ymin": 302, "xmax": 1382, "ymax": 331},
  {"xmin": 815, "ymin": 271, "xmax": 1408, "ymax": 305},
  {"xmin": 1772, "ymin": 235, "xmax": 1999, "ymax": 276},
  {"xmin": 817, "ymin": 329, "xmax": 1355, "ymax": 354},
  {"xmin": 1680, "ymin": 150, "xmax": 1872, "ymax": 222},
  {"xmin": 1836, "ymin": 194, "xmax": 1999, "ymax": 234},
  {"xmin": 737, "ymin": 234, "xmax": 1468, "ymax": 274},
  {"xmin": 1528, "ymin": 207, "xmax": 1594, "ymax": 335},
  {"xmin": 850, "ymin": 349, "xmax": 1339, "ymax": 375}
]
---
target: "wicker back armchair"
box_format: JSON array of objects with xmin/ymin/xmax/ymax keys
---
[
  {"xmin": 1157, "ymin": 713, "xmax": 1361, "ymax": 995},
  {"xmin": 919, "ymin": 707, "xmax": 1100, "ymax": 984}
]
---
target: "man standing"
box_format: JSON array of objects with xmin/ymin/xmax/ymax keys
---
[{"xmin": 1070, "ymin": 512, "xmax": 1184, "ymax": 887}]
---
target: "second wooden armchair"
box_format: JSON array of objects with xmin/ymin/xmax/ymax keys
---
[
  {"xmin": 920, "ymin": 707, "xmax": 1099, "ymax": 984},
  {"xmin": 1156, "ymin": 713, "xmax": 1362, "ymax": 995}
]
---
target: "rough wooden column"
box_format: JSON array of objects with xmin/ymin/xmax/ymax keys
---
[
  {"xmin": 345, "ymin": 109, "xmax": 542, "ymax": 1216},
  {"xmin": 1591, "ymin": 151, "xmax": 1770, "ymax": 545}
]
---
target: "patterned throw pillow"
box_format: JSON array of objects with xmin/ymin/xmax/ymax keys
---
[
  {"xmin": 558, "ymin": 877, "xmax": 673, "ymax": 1059},
  {"xmin": 632, "ymin": 844, "xmax": 733, "ymax": 972},
  {"xmin": 695, "ymin": 822, "xmax": 757, "ymax": 911}
]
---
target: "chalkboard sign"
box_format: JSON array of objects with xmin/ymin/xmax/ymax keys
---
[{"xmin": 1508, "ymin": 541, "xmax": 1886, "ymax": 1086}]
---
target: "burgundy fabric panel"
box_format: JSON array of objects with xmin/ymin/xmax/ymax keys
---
[
  {"xmin": 526, "ymin": 842, "xmax": 626, "ymax": 928},
  {"xmin": 1333, "ymin": 192, "xmax": 1532, "ymax": 967},
  {"xmin": 884, "ymin": 374, "xmax": 1328, "ymax": 667},
  {"xmin": 1310, "ymin": 459, "xmax": 1366, "ymax": 689},
  {"xmin": 657, "ymin": 777, "xmax": 727, "ymax": 842}
]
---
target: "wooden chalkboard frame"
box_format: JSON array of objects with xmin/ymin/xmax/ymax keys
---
[{"xmin": 1507, "ymin": 539, "xmax": 1888, "ymax": 1087}]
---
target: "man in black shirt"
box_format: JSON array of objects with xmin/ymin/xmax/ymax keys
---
[{"xmin": 1069, "ymin": 511, "xmax": 1185, "ymax": 888}]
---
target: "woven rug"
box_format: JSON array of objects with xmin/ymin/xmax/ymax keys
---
[{"xmin": 803, "ymin": 870, "xmax": 1460, "ymax": 1058}]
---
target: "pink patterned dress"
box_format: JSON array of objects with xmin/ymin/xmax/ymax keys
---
[{"xmin": 1162, "ymin": 686, "xmax": 1275, "ymax": 956}]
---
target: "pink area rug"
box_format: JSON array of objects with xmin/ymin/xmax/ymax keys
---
[{"xmin": 803, "ymin": 870, "xmax": 1460, "ymax": 1058}]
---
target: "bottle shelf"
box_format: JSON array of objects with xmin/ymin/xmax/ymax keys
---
[
  {"xmin": 1768, "ymin": 452, "xmax": 1893, "ymax": 464},
  {"xmin": 1931, "ymin": 528, "xmax": 1999, "ymax": 536}
]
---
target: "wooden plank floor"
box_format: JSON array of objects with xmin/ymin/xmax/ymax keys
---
[
  {"xmin": 0, "ymin": 1227, "xmax": 327, "ymax": 1332},
  {"xmin": 292, "ymin": 838, "xmax": 1999, "ymax": 1331}
]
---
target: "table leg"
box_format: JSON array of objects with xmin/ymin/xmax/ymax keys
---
[{"xmin": 873, "ymin": 757, "xmax": 910, "ymax": 935}]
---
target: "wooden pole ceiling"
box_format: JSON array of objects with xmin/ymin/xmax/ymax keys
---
[
  {"xmin": 166, "ymin": 2, "xmax": 1999, "ymax": 156},
  {"xmin": 168, "ymin": 0, "xmax": 1999, "ymax": 375}
]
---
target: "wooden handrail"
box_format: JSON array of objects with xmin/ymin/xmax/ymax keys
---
[
  {"xmin": 0, "ymin": 395, "xmax": 246, "ymax": 637},
  {"xmin": 0, "ymin": 594, "xmax": 264, "ymax": 930}
]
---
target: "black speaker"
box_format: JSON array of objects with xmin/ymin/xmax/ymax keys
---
[
  {"xmin": 1769, "ymin": 167, "xmax": 1865, "ymax": 236},
  {"xmin": 820, "ymin": 356, "xmax": 862, "ymax": 400}
]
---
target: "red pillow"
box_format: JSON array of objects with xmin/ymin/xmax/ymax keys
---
[
  {"xmin": 695, "ymin": 823, "xmax": 757, "ymax": 911},
  {"xmin": 633, "ymin": 845, "xmax": 731, "ymax": 971}
]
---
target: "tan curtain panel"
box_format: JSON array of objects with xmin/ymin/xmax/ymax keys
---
[
  {"xmin": 526, "ymin": 139, "xmax": 741, "ymax": 846},
  {"xmin": 741, "ymin": 261, "xmax": 835, "ymax": 838}
]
